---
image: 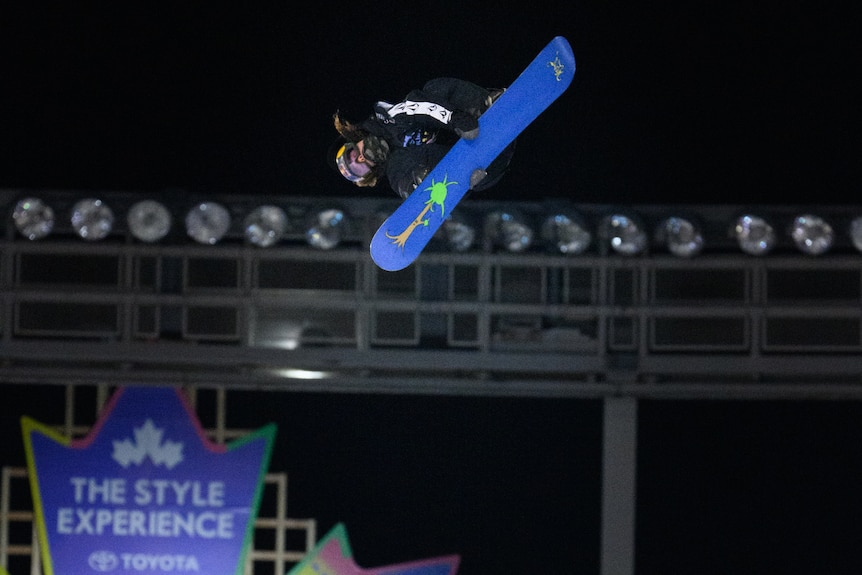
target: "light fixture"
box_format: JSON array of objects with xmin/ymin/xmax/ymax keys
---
[
  {"xmin": 541, "ymin": 211, "xmax": 591, "ymax": 254},
  {"xmin": 244, "ymin": 205, "xmax": 287, "ymax": 248},
  {"xmin": 849, "ymin": 217, "xmax": 862, "ymax": 253},
  {"xmin": 71, "ymin": 198, "xmax": 114, "ymax": 241},
  {"xmin": 185, "ymin": 202, "xmax": 231, "ymax": 245},
  {"xmin": 439, "ymin": 213, "xmax": 477, "ymax": 252},
  {"xmin": 267, "ymin": 368, "xmax": 333, "ymax": 379},
  {"xmin": 485, "ymin": 209, "xmax": 533, "ymax": 252},
  {"xmin": 306, "ymin": 207, "xmax": 347, "ymax": 250},
  {"xmin": 790, "ymin": 214, "xmax": 833, "ymax": 256},
  {"xmin": 127, "ymin": 200, "xmax": 172, "ymax": 243},
  {"xmin": 656, "ymin": 215, "xmax": 704, "ymax": 257},
  {"xmin": 733, "ymin": 214, "xmax": 775, "ymax": 256},
  {"xmin": 600, "ymin": 212, "xmax": 647, "ymax": 256},
  {"xmin": 12, "ymin": 197, "xmax": 55, "ymax": 240}
]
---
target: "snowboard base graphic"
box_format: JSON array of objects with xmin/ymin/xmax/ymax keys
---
[{"xmin": 370, "ymin": 36, "xmax": 575, "ymax": 271}]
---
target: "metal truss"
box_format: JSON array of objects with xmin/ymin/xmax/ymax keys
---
[{"xmin": 2, "ymin": 190, "xmax": 862, "ymax": 398}]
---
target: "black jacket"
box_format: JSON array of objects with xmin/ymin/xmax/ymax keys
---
[{"xmin": 361, "ymin": 78, "xmax": 515, "ymax": 199}]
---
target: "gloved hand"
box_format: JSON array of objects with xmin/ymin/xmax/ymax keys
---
[
  {"xmin": 469, "ymin": 169, "xmax": 487, "ymax": 189},
  {"xmin": 410, "ymin": 165, "xmax": 431, "ymax": 191},
  {"xmin": 451, "ymin": 111, "xmax": 479, "ymax": 140},
  {"xmin": 362, "ymin": 135, "xmax": 390, "ymax": 163}
]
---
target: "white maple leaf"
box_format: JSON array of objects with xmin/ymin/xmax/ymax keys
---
[
  {"xmin": 112, "ymin": 419, "xmax": 184, "ymax": 468},
  {"xmin": 112, "ymin": 437, "xmax": 146, "ymax": 467},
  {"xmin": 151, "ymin": 439, "xmax": 183, "ymax": 469}
]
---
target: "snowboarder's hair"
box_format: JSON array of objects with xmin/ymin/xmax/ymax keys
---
[{"xmin": 332, "ymin": 112, "xmax": 382, "ymax": 187}]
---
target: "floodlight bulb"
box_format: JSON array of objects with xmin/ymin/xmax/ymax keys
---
[
  {"xmin": 12, "ymin": 197, "xmax": 55, "ymax": 240},
  {"xmin": 603, "ymin": 213, "xmax": 647, "ymax": 256},
  {"xmin": 486, "ymin": 210, "xmax": 533, "ymax": 252},
  {"xmin": 71, "ymin": 198, "xmax": 114, "ymax": 241},
  {"xmin": 306, "ymin": 208, "xmax": 346, "ymax": 250},
  {"xmin": 733, "ymin": 215, "xmax": 775, "ymax": 256},
  {"xmin": 849, "ymin": 217, "xmax": 862, "ymax": 253},
  {"xmin": 790, "ymin": 214, "xmax": 833, "ymax": 256},
  {"xmin": 440, "ymin": 217, "xmax": 476, "ymax": 252},
  {"xmin": 541, "ymin": 212, "xmax": 591, "ymax": 254},
  {"xmin": 185, "ymin": 202, "xmax": 231, "ymax": 245},
  {"xmin": 127, "ymin": 200, "xmax": 172, "ymax": 243},
  {"xmin": 658, "ymin": 216, "xmax": 704, "ymax": 257},
  {"xmin": 244, "ymin": 205, "xmax": 287, "ymax": 247}
]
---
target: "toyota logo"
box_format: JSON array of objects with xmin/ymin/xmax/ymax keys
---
[{"xmin": 88, "ymin": 550, "xmax": 119, "ymax": 572}]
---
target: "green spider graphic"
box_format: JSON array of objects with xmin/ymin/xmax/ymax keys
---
[{"xmin": 386, "ymin": 174, "xmax": 459, "ymax": 248}]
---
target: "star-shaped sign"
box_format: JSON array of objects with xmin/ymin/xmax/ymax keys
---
[
  {"xmin": 288, "ymin": 523, "xmax": 460, "ymax": 575},
  {"xmin": 22, "ymin": 386, "xmax": 276, "ymax": 575}
]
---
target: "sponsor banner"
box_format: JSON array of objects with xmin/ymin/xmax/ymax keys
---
[
  {"xmin": 22, "ymin": 386, "xmax": 275, "ymax": 575},
  {"xmin": 288, "ymin": 523, "xmax": 459, "ymax": 575}
]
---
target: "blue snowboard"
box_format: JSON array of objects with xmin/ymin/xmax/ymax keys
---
[{"xmin": 370, "ymin": 36, "xmax": 576, "ymax": 271}]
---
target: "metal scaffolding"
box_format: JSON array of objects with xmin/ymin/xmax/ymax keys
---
[
  {"xmin": 2, "ymin": 189, "xmax": 862, "ymax": 575},
  {"xmin": 2, "ymin": 190, "xmax": 862, "ymax": 396}
]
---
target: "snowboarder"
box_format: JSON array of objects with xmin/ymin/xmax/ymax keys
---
[{"xmin": 329, "ymin": 77, "xmax": 514, "ymax": 199}]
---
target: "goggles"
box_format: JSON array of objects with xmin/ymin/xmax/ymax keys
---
[{"xmin": 335, "ymin": 142, "xmax": 371, "ymax": 182}]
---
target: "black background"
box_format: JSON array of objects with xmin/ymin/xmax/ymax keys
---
[
  {"xmin": 1, "ymin": 2, "xmax": 858, "ymax": 204},
  {"xmin": 2, "ymin": 2, "xmax": 862, "ymax": 574}
]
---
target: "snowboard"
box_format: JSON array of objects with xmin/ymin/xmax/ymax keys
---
[{"xmin": 370, "ymin": 36, "xmax": 575, "ymax": 271}]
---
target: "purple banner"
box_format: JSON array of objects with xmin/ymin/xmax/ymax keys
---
[{"xmin": 22, "ymin": 386, "xmax": 275, "ymax": 575}]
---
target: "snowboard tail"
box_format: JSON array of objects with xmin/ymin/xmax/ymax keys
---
[{"xmin": 370, "ymin": 36, "xmax": 576, "ymax": 271}]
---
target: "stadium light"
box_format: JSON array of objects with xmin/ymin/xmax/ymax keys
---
[
  {"xmin": 601, "ymin": 212, "xmax": 647, "ymax": 256},
  {"xmin": 656, "ymin": 215, "xmax": 704, "ymax": 258},
  {"xmin": 12, "ymin": 197, "xmax": 55, "ymax": 240},
  {"xmin": 439, "ymin": 212, "xmax": 477, "ymax": 252},
  {"xmin": 733, "ymin": 214, "xmax": 775, "ymax": 256},
  {"xmin": 128, "ymin": 200, "xmax": 172, "ymax": 243},
  {"xmin": 485, "ymin": 209, "xmax": 534, "ymax": 253},
  {"xmin": 186, "ymin": 202, "xmax": 231, "ymax": 245},
  {"xmin": 790, "ymin": 213, "xmax": 833, "ymax": 256},
  {"xmin": 306, "ymin": 207, "xmax": 347, "ymax": 250},
  {"xmin": 244, "ymin": 205, "xmax": 288, "ymax": 248},
  {"xmin": 71, "ymin": 198, "xmax": 114, "ymax": 241},
  {"xmin": 849, "ymin": 216, "xmax": 862, "ymax": 253},
  {"xmin": 541, "ymin": 211, "xmax": 591, "ymax": 255}
]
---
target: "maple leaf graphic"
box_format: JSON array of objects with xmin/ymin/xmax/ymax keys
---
[{"xmin": 112, "ymin": 419, "xmax": 184, "ymax": 469}]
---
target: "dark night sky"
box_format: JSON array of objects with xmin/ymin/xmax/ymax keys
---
[
  {"xmin": 1, "ymin": 2, "xmax": 858, "ymax": 204},
  {"xmin": 2, "ymin": 3, "xmax": 862, "ymax": 574}
]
